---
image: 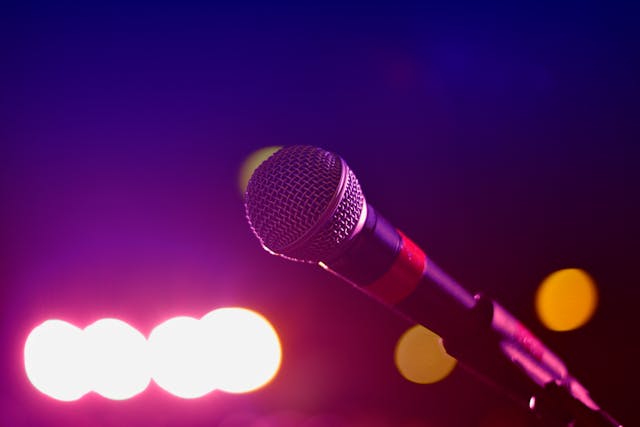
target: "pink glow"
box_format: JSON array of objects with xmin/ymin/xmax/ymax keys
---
[
  {"xmin": 24, "ymin": 320, "xmax": 90, "ymax": 401},
  {"xmin": 84, "ymin": 319, "xmax": 150, "ymax": 400},
  {"xmin": 201, "ymin": 307, "xmax": 282, "ymax": 393},
  {"xmin": 147, "ymin": 316, "xmax": 217, "ymax": 398},
  {"xmin": 24, "ymin": 308, "xmax": 282, "ymax": 401}
]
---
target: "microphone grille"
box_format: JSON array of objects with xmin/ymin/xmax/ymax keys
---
[{"xmin": 244, "ymin": 145, "xmax": 365, "ymax": 263}]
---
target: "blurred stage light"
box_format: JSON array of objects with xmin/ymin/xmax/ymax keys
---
[
  {"xmin": 394, "ymin": 325, "xmax": 457, "ymax": 384},
  {"xmin": 84, "ymin": 319, "xmax": 150, "ymax": 400},
  {"xmin": 24, "ymin": 320, "xmax": 90, "ymax": 401},
  {"xmin": 24, "ymin": 308, "xmax": 282, "ymax": 400},
  {"xmin": 535, "ymin": 268, "xmax": 598, "ymax": 331},
  {"xmin": 238, "ymin": 146, "xmax": 282, "ymax": 194},
  {"xmin": 201, "ymin": 307, "xmax": 282, "ymax": 393},
  {"xmin": 148, "ymin": 316, "xmax": 217, "ymax": 398}
]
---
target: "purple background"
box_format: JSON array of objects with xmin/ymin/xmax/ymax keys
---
[{"xmin": 2, "ymin": 2, "xmax": 638, "ymax": 426}]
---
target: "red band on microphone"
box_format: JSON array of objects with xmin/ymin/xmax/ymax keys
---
[{"xmin": 364, "ymin": 231, "xmax": 426, "ymax": 305}]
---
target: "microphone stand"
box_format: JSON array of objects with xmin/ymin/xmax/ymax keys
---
[
  {"xmin": 532, "ymin": 382, "xmax": 623, "ymax": 427},
  {"xmin": 438, "ymin": 294, "xmax": 623, "ymax": 427},
  {"xmin": 326, "ymin": 206, "xmax": 623, "ymax": 426}
]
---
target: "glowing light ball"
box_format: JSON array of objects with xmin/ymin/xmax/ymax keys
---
[
  {"xmin": 238, "ymin": 146, "xmax": 282, "ymax": 194},
  {"xmin": 147, "ymin": 316, "xmax": 217, "ymax": 398},
  {"xmin": 535, "ymin": 268, "xmax": 599, "ymax": 332},
  {"xmin": 201, "ymin": 307, "xmax": 282, "ymax": 393},
  {"xmin": 24, "ymin": 320, "xmax": 90, "ymax": 401},
  {"xmin": 24, "ymin": 308, "xmax": 282, "ymax": 400},
  {"xmin": 394, "ymin": 325, "xmax": 457, "ymax": 384},
  {"xmin": 84, "ymin": 319, "xmax": 150, "ymax": 400}
]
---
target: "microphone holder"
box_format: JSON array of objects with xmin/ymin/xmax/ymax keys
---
[
  {"xmin": 530, "ymin": 382, "xmax": 622, "ymax": 427},
  {"xmin": 440, "ymin": 294, "xmax": 622, "ymax": 427}
]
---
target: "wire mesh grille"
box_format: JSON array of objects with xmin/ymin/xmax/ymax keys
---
[{"xmin": 244, "ymin": 145, "xmax": 365, "ymax": 263}]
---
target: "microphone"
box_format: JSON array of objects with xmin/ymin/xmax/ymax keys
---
[{"xmin": 244, "ymin": 145, "xmax": 621, "ymax": 427}]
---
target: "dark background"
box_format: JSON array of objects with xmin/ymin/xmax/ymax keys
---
[{"xmin": 2, "ymin": 2, "xmax": 638, "ymax": 426}]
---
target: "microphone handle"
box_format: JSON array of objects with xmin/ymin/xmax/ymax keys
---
[{"xmin": 320, "ymin": 204, "xmax": 621, "ymax": 426}]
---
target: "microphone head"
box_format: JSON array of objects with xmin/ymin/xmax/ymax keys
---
[{"xmin": 244, "ymin": 145, "xmax": 366, "ymax": 263}]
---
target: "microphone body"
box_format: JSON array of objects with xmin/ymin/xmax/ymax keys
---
[
  {"xmin": 321, "ymin": 202, "xmax": 610, "ymax": 424},
  {"xmin": 244, "ymin": 145, "xmax": 621, "ymax": 427}
]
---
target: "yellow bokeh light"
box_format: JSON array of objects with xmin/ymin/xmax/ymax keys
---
[
  {"xmin": 238, "ymin": 146, "xmax": 283, "ymax": 194},
  {"xmin": 535, "ymin": 268, "xmax": 599, "ymax": 332},
  {"xmin": 394, "ymin": 325, "xmax": 457, "ymax": 384}
]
